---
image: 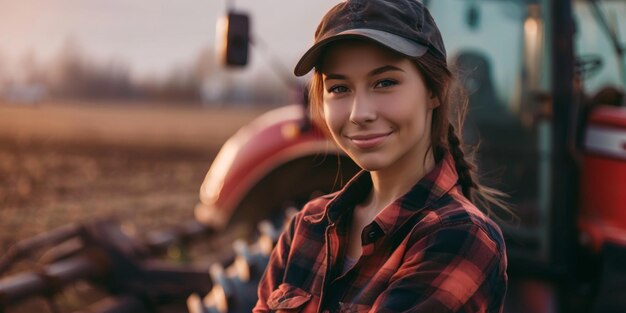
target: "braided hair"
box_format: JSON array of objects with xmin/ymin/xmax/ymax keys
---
[
  {"xmin": 447, "ymin": 124, "xmax": 477, "ymax": 197},
  {"xmin": 414, "ymin": 51, "xmax": 510, "ymax": 218}
]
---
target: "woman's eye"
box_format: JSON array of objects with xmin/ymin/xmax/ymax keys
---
[
  {"xmin": 328, "ymin": 85, "xmax": 349, "ymax": 94},
  {"xmin": 374, "ymin": 79, "xmax": 397, "ymax": 88}
]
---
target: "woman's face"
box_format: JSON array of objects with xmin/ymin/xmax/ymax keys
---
[{"xmin": 321, "ymin": 40, "xmax": 436, "ymax": 173}]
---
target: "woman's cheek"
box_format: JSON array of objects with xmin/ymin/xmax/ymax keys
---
[{"xmin": 323, "ymin": 103, "xmax": 348, "ymax": 136}]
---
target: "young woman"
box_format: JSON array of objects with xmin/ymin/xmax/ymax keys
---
[{"xmin": 254, "ymin": 1, "xmax": 508, "ymax": 312}]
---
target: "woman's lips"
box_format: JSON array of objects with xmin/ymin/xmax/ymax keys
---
[{"xmin": 348, "ymin": 132, "xmax": 391, "ymax": 149}]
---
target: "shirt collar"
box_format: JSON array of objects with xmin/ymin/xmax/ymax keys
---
[{"xmin": 305, "ymin": 151, "xmax": 459, "ymax": 233}]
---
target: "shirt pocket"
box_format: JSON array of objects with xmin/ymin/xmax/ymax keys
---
[{"xmin": 267, "ymin": 283, "xmax": 313, "ymax": 312}]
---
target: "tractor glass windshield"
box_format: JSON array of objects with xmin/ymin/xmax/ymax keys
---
[{"xmin": 574, "ymin": 0, "xmax": 626, "ymax": 92}]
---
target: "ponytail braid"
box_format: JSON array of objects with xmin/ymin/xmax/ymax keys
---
[
  {"xmin": 445, "ymin": 123, "xmax": 512, "ymax": 219},
  {"xmin": 447, "ymin": 124, "xmax": 477, "ymax": 198}
]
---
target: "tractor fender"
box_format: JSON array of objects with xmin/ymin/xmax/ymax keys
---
[{"xmin": 195, "ymin": 104, "xmax": 340, "ymax": 228}]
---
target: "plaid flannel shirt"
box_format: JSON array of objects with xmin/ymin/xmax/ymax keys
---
[{"xmin": 254, "ymin": 152, "xmax": 507, "ymax": 313}]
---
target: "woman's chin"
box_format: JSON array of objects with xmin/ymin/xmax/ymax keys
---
[{"xmin": 353, "ymin": 159, "xmax": 389, "ymax": 172}]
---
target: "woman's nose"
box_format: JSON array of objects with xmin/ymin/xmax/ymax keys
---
[{"xmin": 349, "ymin": 92, "xmax": 377, "ymax": 125}]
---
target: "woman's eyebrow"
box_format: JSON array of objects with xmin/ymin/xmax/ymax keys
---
[
  {"xmin": 368, "ymin": 65, "xmax": 404, "ymax": 76},
  {"xmin": 324, "ymin": 73, "xmax": 347, "ymax": 81},
  {"xmin": 324, "ymin": 65, "xmax": 405, "ymax": 81}
]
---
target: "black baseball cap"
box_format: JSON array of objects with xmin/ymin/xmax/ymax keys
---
[{"xmin": 294, "ymin": 0, "xmax": 447, "ymax": 77}]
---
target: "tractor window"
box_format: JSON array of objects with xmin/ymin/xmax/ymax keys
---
[
  {"xmin": 429, "ymin": 0, "xmax": 551, "ymax": 264},
  {"xmin": 573, "ymin": 0, "xmax": 626, "ymax": 94}
]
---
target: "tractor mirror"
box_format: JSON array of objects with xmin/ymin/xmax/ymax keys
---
[{"xmin": 216, "ymin": 11, "xmax": 250, "ymax": 67}]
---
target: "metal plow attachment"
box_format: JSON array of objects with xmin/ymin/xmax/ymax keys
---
[{"xmin": 0, "ymin": 209, "xmax": 293, "ymax": 313}]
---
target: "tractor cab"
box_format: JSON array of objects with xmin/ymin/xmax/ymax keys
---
[{"xmin": 428, "ymin": 1, "xmax": 626, "ymax": 311}]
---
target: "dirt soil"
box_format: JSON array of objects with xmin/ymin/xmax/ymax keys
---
[
  {"xmin": 0, "ymin": 143, "xmax": 214, "ymax": 252},
  {"xmin": 0, "ymin": 101, "xmax": 270, "ymax": 252},
  {"xmin": 0, "ymin": 101, "xmax": 275, "ymax": 312},
  {"xmin": 0, "ymin": 141, "xmax": 220, "ymax": 312}
]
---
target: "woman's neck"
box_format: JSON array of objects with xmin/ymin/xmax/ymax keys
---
[{"xmin": 362, "ymin": 150, "xmax": 436, "ymax": 215}]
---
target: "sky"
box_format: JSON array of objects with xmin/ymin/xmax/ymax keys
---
[
  {"xmin": 0, "ymin": 0, "xmax": 341, "ymax": 79},
  {"xmin": 1, "ymin": 0, "xmax": 623, "ymax": 96}
]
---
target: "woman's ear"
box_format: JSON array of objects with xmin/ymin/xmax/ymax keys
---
[{"xmin": 428, "ymin": 94, "xmax": 440, "ymax": 109}]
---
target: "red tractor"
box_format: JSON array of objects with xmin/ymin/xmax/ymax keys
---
[{"xmin": 194, "ymin": 0, "xmax": 626, "ymax": 312}]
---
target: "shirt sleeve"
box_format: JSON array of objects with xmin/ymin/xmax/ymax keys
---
[
  {"xmin": 252, "ymin": 212, "xmax": 299, "ymax": 313},
  {"xmin": 370, "ymin": 222, "xmax": 507, "ymax": 313}
]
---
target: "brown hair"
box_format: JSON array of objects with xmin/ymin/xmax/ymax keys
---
[{"xmin": 308, "ymin": 49, "xmax": 511, "ymax": 218}]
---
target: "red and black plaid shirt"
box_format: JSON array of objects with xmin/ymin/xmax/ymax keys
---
[{"xmin": 254, "ymin": 152, "xmax": 507, "ymax": 313}]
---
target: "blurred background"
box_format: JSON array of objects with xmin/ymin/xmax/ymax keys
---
[
  {"xmin": 0, "ymin": 0, "xmax": 347, "ymax": 105},
  {"xmin": 0, "ymin": 0, "xmax": 342, "ymax": 253}
]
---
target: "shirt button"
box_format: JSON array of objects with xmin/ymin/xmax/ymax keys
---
[{"xmin": 368, "ymin": 231, "xmax": 377, "ymax": 239}]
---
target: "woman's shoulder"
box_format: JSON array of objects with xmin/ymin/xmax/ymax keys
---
[{"xmin": 422, "ymin": 189, "xmax": 506, "ymax": 253}]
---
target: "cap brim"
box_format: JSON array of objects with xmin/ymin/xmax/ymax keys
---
[{"xmin": 294, "ymin": 28, "xmax": 428, "ymax": 77}]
